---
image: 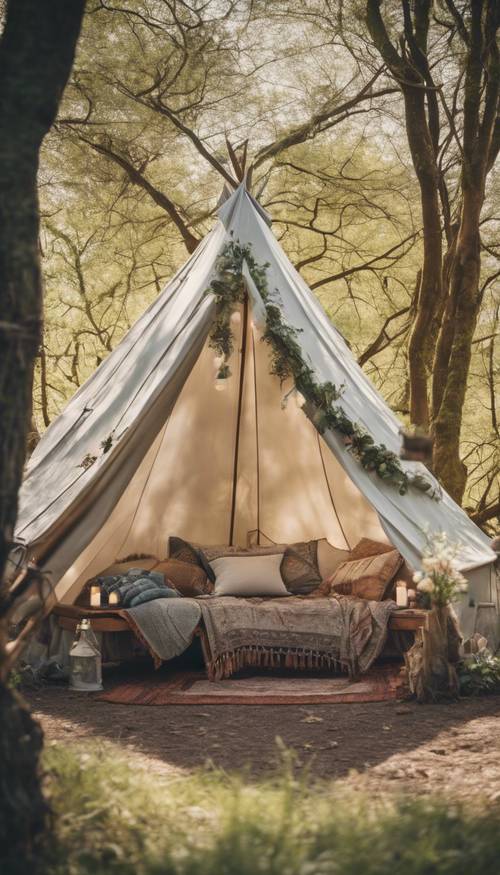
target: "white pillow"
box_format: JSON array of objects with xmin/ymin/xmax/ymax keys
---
[{"xmin": 210, "ymin": 554, "xmax": 288, "ymax": 597}]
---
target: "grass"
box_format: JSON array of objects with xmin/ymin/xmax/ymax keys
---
[{"xmin": 6, "ymin": 740, "xmax": 500, "ymax": 875}]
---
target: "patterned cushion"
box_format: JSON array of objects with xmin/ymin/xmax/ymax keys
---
[
  {"xmin": 154, "ymin": 558, "xmax": 213, "ymax": 597},
  {"xmin": 281, "ymin": 541, "xmax": 322, "ymax": 595},
  {"xmin": 325, "ymin": 549, "xmax": 403, "ymax": 601},
  {"xmin": 349, "ymin": 538, "xmax": 393, "ymax": 561},
  {"xmin": 168, "ymin": 536, "xmax": 204, "ymax": 567}
]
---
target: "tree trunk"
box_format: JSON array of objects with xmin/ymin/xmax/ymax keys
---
[
  {"xmin": 0, "ymin": 685, "xmax": 47, "ymax": 865},
  {"xmin": 406, "ymin": 171, "xmax": 442, "ymax": 428},
  {"xmin": 431, "ymin": 195, "xmax": 483, "ymax": 502},
  {"xmin": 430, "ymin": 0, "xmax": 499, "ymax": 503},
  {"xmin": 365, "ymin": 1, "xmax": 444, "ymax": 430},
  {"xmin": 405, "ymin": 605, "xmax": 461, "ymax": 702},
  {"xmin": 0, "ymin": 0, "xmax": 85, "ymax": 859}
]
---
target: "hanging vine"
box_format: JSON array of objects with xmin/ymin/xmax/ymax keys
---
[{"xmin": 206, "ymin": 240, "xmax": 439, "ymax": 499}]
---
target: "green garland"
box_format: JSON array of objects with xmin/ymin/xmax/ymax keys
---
[{"xmin": 206, "ymin": 241, "xmax": 438, "ymax": 499}]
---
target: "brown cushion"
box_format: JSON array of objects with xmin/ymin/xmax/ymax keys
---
[
  {"xmin": 349, "ymin": 538, "xmax": 394, "ymax": 561},
  {"xmin": 316, "ymin": 538, "xmax": 351, "ymax": 579},
  {"xmin": 168, "ymin": 536, "xmax": 204, "ymax": 566},
  {"xmin": 154, "ymin": 558, "xmax": 213, "ymax": 597},
  {"xmin": 325, "ymin": 549, "xmax": 404, "ymax": 601},
  {"xmin": 281, "ymin": 541, "xmax": 322, "ymax": 595}
]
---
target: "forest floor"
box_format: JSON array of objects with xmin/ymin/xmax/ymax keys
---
[{"xmin": 25, "ymin": 679, "xmax": 500, "ymax": 802}]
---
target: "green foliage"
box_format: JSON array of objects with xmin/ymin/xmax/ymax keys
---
[
  {"xmin": 207, "ymin": 242, "xmax": 436, "ymax": 499},
  {"xmin": 459, "ymin": 653, "xmax": 500, "ymax": 697},
  {"xmin": 9, "ymin": 741, "xmax": 500, "ymax": 875},
  {"xmin": 7, "ymin": 669, "xmax": 22, "ymax": 690}
]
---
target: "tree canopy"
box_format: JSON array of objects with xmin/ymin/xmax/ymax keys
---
[{"xmin": 35, "ymin": 0, "xmax": 499, "ymax": 530}]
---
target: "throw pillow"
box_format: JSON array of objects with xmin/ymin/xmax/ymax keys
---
[
  {"xmin": 349, "ymin": 538, "xmax": 393, "ymax": 561},
  {"xmin": 201, "ymin": 543, "xmax": 283, "ymax": 582},
  {"xmin": 210, "ymin": 554, "xmax": 289, "ymax": 597},
  {"xmin": 325, "ymin": 549, "xmax": 403, "ymax": 601},
  {"xmin": 316, "ymin": 538, "xmax": 351, "ymax": 579},
  {"xmin": 168, "ymin": 536, "xmax": 204, "ymax": 567},
  {"xmin": 154, "ymin": 559, "xmax": 213, "ymax": 597},
  {"xmin": 280, "ymin": 541, "xmax": 322, "ymax": 595}
]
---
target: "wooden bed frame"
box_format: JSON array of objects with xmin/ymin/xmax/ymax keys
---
[{"xmin": 53, "ymin": 603, "xmax": 428, "ymax": 634}]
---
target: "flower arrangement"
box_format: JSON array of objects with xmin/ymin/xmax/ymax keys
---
[{"xmin": 413, "ymin": 531, "xmax": 468, "ymax": 607}]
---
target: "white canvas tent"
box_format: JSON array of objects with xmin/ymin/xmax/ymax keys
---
[{"xmin": 15, "ymin": 182, "xmax": 497, "ymax": 637}]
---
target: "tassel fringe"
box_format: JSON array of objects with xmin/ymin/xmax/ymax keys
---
[{"xmin": 208, "ymin": 645, "xmax": 350, "ymax": 681}]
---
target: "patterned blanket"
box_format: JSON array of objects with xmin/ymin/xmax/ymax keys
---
[
  {"xmin": 125, "ymin": 598, "xmax": 202, "ymax": 668},
  {"xmin": 199, "ymin": 595, "xmax": 396, "ymax": 680}
]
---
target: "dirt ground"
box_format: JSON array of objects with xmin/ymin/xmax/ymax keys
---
[{"xmin": 25, "ymin": 667, "xmax": 500, "ymax": 801}]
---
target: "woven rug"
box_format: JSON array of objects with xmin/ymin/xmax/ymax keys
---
[{"xmin": 98, "ymin": 664, "xmax": 405, "ymax": 705}]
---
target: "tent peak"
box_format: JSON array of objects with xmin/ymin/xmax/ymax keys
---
[{"xmin": 216, "ymin": 181, "xmax": 272, "ymax": 228}]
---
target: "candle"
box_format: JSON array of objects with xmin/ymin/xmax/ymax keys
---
[
  {"xmin": 108, "ymin": 591, "xmax": 119, "ymax": 606},
  {"xmin": 395, "ymin": 581, "xmax": 408, "ymax": 608},
  {"xmin": 90, "ymin": 585, "xmax": 101, "ymax": 607}
]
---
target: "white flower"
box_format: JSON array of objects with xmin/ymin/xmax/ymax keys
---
[
  {"xmin": 422, "ymin": 557, "xmax": 436, "ymax": 572},
  {"xmin": 413, "ymin": 570, "xmax": 424, "ymax": 583},
  {"xmin": 417, "ymin": 577, "xmax": 435, "ymax": 593}
]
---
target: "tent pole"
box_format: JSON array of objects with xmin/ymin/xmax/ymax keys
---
[{"xmin": 228, "ymin": 294, "xmax": 249, "ymax": 545}]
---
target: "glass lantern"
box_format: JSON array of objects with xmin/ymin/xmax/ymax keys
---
[{"xmin": 69, "ymin": 618, "xmax": 103, "ymax": 691}]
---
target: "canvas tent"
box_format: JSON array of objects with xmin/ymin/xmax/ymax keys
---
[{"xmin": 15, "ymin": 181, "xmax": 497, "ymax": 638}]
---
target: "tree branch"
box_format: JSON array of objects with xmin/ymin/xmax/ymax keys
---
[
  {"xmin": 252, "ymin": 67, "xmax": 396, "ymax": 169},
  {"xmin": 73, "ymin": 133, "xmax": 201, "ymax": 253}
]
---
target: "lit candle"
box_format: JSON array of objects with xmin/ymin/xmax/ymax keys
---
[
  {"xmin": 90, "ymin": 585, "xmax": 101, "ymax": 607},
  {"xmin": 395, "ymin": 581, "xmax": 408, "ymax": 608},
  {"xmin": 108, "ymin": 591, "xmax": 119, "ymax": 606}
]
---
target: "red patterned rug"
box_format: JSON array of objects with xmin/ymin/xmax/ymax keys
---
[{"xmin": 98, "ymin": 664, "xmax": 406, "ymax": 705}]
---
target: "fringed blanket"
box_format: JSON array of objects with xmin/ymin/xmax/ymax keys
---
[
  {"xmin": 125, "ymin": 598, "xmax": 202, "ymax": 668},
  {"xmin": 199, "ymin": 595, "xmax": 396, "ymax": 680}
]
